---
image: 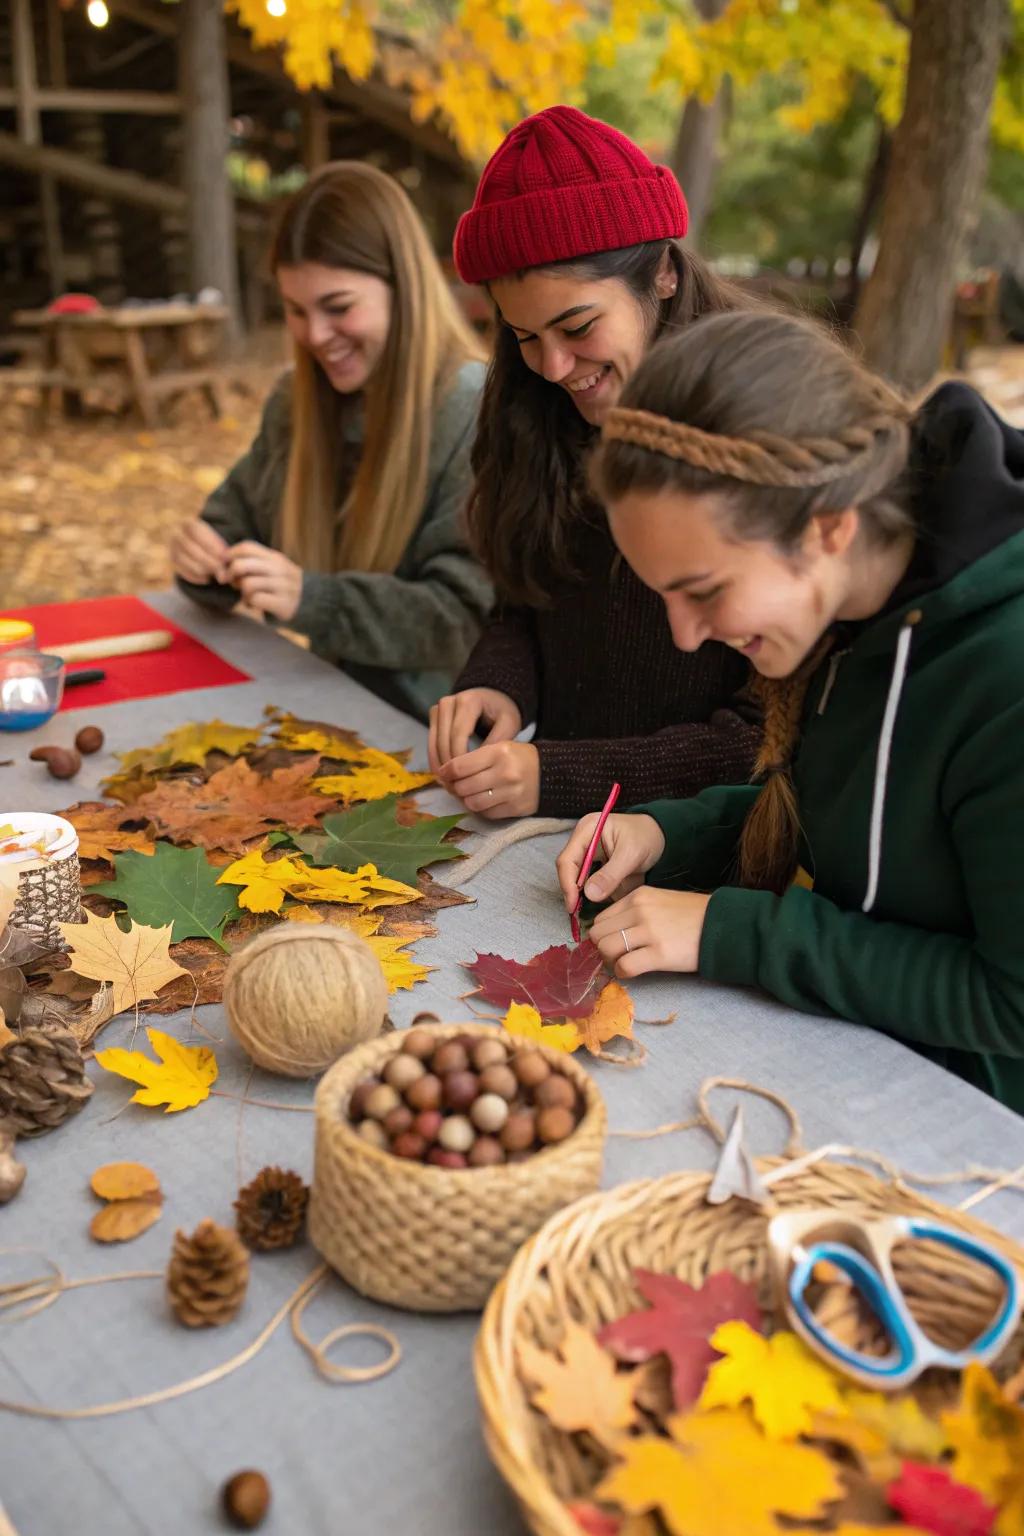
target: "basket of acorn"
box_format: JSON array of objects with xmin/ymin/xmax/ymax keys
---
[{"xmin": 307, "ymin": 1019, "xmax": 607, "ymax": 1312}]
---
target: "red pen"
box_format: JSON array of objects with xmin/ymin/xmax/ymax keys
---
[{"xmin": 570, "ymin": 781, "xmax": 621, "ymax": 944}]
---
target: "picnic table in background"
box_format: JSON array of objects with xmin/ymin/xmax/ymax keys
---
[{"xmin": 6, "ymin": 303, "xmax": 229, "ymax": 428}]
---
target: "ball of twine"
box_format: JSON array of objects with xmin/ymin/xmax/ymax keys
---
[{"xmin": 223, "ymin": 924, "xmax": 388, "ymax": 1078}]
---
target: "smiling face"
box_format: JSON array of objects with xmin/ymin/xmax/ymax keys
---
[
  {"xmin": 277, "ymin": 261, "xmax": 392, "ymax": 394},
  {"xmin": 490, "ymin": 263, "xmax": 674, "ymax": 425},
  {"xmin": 606, "ymin": 486, "xmax": 865, "ymax": 678}
]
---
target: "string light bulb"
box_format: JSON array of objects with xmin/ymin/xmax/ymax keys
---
[
  {"xmin": 86, "ymin": 0, "xmax": 110, "ymax": 25},
  {"xmin": 266, "ymin": 0, "xmax": 287, "ymax": 14}
]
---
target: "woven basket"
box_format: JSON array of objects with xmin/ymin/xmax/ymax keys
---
[
  {"xmin": 474, "ymin": 1158, "xmax": 1024, "ymax": 1536},
  {"xmin": 307, "ymin": 1023, "xmax": 607, "ymax": 1313}
]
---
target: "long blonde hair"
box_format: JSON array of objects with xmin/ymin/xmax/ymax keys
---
[{"xmin": 271, "ymin": 162, "xmax": 484, "ymax": 574}]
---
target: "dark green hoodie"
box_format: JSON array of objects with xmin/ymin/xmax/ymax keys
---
[{"xmin": 636, "ymin": 384, "xmax": 1024, "ymax": 1112}]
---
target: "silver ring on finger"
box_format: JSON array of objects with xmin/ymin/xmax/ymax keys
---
[
  {"xmin": 620, "ymin": 929, "xmax": 631, "ymax": 953},
  {"xmin": 487, "ymin": 788, "xmax": 494, "ymax": 798}
]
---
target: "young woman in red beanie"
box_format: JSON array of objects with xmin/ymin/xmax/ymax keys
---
[{"xmin": 427, "ymin": 105, "xmax": 760, "ymax": 819}]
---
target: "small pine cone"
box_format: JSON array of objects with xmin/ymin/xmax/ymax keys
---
[
  {"xmin": 167, "ymin": 1219, "xmax": 249, "ymax": 1327},
  {"xmin": 234, "ymin": 1165, "xmax": 309, "ymax": 1252},
  {"xmin": 0, "ymin": 1022, "xmax": 93, "ymax": 1137}
]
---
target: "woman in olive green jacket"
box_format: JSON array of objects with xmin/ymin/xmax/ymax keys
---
[
  {"xmin": 558, "ymin": 311, "xmax": 1024, "ymax": 1111},
  {"xmin": 172, "ymin": 162, "xmax": 490, "ymax": 721}
]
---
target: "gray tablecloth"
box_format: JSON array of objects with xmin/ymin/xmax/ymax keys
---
[{"xmin": 3, "ymin": 592, "xmax": 1023, "ymax": 1536}]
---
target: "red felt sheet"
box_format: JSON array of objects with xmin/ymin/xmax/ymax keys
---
[{"xmin": 1, "ymin": 596, "xmax": 250, "ymax": 710}]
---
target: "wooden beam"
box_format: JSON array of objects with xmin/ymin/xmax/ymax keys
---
[
  {"xmin": 0, "ymin": 130, "xmax": 185, "ymax": 213},
  {"xmin": 0, "ymin": 88, "xmax": 184, "ymax": 115},
  {"xmin": 12, "ymin": 0, "xmax": 65, "ymax": 294},
  {"xmin": 46, "ymin": 0, "xmax": 67, "ymax": 89},
  {"xmin": 180, "ymin": 0, "xmax": 242, "ymax": 340}
]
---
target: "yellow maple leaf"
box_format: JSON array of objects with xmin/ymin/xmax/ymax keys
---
[
  {"xmin": 699, "ymin": 1323, "xmax": 843, "ymax": 1438},
  {"xmin": 942, "ymin": 1362, "xmax": 1024, "ymax": 1505},
  {"xmin": 112, "ymin": 719, "xmax": 262, "ymax": 779},
  {"xmin": 597, "ymin": 1406, "xmax": 842, "ymax": 1536},
  {"xmin": 518, "ymin": 1319, "xmax": 637, "ymax": 1449},
  {"xmin": 314, "ymin": 746, "xmax": 433, "ymax": 803},
  {"xmin": 837, "ymin": 1382, "xmax": 948, "ymax": 1464},
  {"xmin": 217, "ymin": 849, "xmax": 420, "ymax": 914},
  {"xmin": 284, "ymin": 908, "xmax": 429, "ymax": 991},
  {"xmin": 59, "ymin": 911, "xmax": 188, "ymax": 1016},
  {"xmin": 95, "ymin": 1027, "xmax": 218, "ymax": 1113},
  {"xmin": 501, "ymin": 1001, "xmax": 580, "ymax": 1053}
]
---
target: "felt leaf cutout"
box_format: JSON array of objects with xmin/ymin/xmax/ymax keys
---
[
  {"xmin": 574, "ymin": 981, "xmax": 635, "ymax": 1056},
  {"xmin": 313, "ymin": 747, "xmax": 433, "ymax": 804},
  {"xmin": 886, "ymin": 1462, "xmax": 998, "ymax": 1536},
  {"xmin": 60, "ymin": 912, "xmax": 189, "ymax": 1017},
  {"xmin": 90, "ymin": 1197, "xmax": 163, "ymax": 1243},
  {"xmin": 699, "ymin": 1322, "xmax": 843, "ymax": 1438},
  {"xmin": 217, "ymin": 849, "xmax": 420, "ymax": 915},
  {"xmin": 93, "ymin": 842, "xmax": 243, "ymax": 951},
  {"xmin": 95, "ymin": 1027, "xmax": 218, "ymax": 1112},
  {"xmin": 468, "ymin": 941, "xmax": 606, "ymax": 1018},
  {"xmin": 292, "ymin": 793, "xmax": 465, "ymax": 885},
  {"xmin": 566, "ymin": 1505, "xmax": 659, "ymax": 1536},
  {"xmin": 839, "ymin": 1384, "xmax": 949, "ymax": 1465},
  {"xmin": 502, "ymin": 1001, "xmax": 580, "ymax": 1053},
  {"xmin": 599, "ymin": 1269, "xmax": 763, "ymax": 1410},
  {"xmin": 112, "ymin": 719, "xmax": 262, "ymax": 777},
  {"xmin": 90, "ymin": 1161, "xmax": 161, "ymax": 1200},
  {"xmin": 131, "ymin": 756, "xmax": 329, "ymax": 855},
  {"xmin": 57, "ymin": 801, "xmax": 155, "ymax": 864},
  {"xmin": 942, "ymin": 1364, "xmax": 1024, "ymax": 1505},
  {"xmin": 596, "ymin": 1406, "xmax": 843, "ymax": 1536},
  {"xmin": 518, "ymin": 1320, "xmax": 637, "ymax": 1448}
]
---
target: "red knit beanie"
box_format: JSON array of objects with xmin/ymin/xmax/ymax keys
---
[{"xmin": 454, "ymin": 105, "xmax": 688, "ymax": 286}]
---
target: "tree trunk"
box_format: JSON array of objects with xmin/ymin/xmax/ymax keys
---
[
  {"xmin": 842, "ymin": 121, "xmax": 892, "ymax": 318},
  {"xmin": 179, "ymin": 0, "xmax": 241, "ymax": 340},
  {"xmin": 668, "ymin": 0, "xmax": 729, "ymax": 246},
  {"xmin": 853, "ymin": 0, "xmax": 1006, "ymax": 390}
]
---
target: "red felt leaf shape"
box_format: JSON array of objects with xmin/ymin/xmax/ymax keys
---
[
  {"xmin": 466, "ymin": 941, "xmax": 605, "ymax": 1019},
  {"xmin": 566, "ymin": 1503, "xmax": 621, "ymax": 1536},
  {"xmin": 598, "ymin": 1268, "xmax": 763, "ymax": 1411},
  {"xmin": 886, "ymin": 1462, "xmax": 997, "ymax": 1536}
]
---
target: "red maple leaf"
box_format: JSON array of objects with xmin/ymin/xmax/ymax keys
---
[
  {"xmin": 598, "ymin": 1269, "xmax": 763, "ymax": 1411},
  {"xmin": 566, "ymin": 1503, "xmax": 621, "ymax": 1536},
  {"xmin": 887, "ymin": 1462, "xmax": 997, "ymax": 1536},
  {"xmin": 466, "ymin": 941, "xmax": 606, "ymax": 1019}
]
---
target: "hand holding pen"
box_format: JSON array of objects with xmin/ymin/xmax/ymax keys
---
[{"xmin": 567, "ymin": 781, "xmax": 620, "ymax": 943}]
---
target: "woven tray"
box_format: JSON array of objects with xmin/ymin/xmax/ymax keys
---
[
  {"xmin": 474, "ymin": 1157, "xmax": 1024, "ymax": 1536},
  {"xmin": 308, "ymin": 1023, "xmax": 607, "ymax": 1313}
]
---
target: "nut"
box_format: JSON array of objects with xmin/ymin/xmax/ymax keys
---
[
  {"xmin": 74, "ymin": 725, "xmax": 104, "ymax": 755},
  {"xmin": 221, "ymin": 1469, "xmax": 271, "ymax": 1530},
  {"xmin": 28, "ymin": 745, "xmax": 81, "ymax": 780},
  {"xmin": 0, "ymin": 1130, "xmax": 26, "ymax": 1204}
]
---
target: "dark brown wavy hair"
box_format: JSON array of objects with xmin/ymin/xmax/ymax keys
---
[{"xmin": 467, "ymin": 240, "xmax": 754, "ymax": 606}]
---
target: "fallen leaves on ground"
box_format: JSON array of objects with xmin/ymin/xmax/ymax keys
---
[
  {"xmin": 291, "ymin": 792, "xmax": 465, "ymax": 885},
  {"xmin": 93, "ymin": 842, "xmax": 242, "ymax": 948},
  {"xmin": 501, "ymin": 1001, "xmax": 580, "ymax": 1052},
  {"xmin": 131, "ymin": 755, "xmax": 330, "ymax": 855},
  {"xmin": 89, "ymin": 1159, "xmax": 164, "ymax": 1243},
  {"xmin": 95, "ymin": 1026, "xmax": 218, "ymax": 1112},
  {"xmin": 60, "ymin": 911, "xmax": 188, "ymax": 1017},
  {"xmin": 468, "ymin": 941, "xmax": 606, "ymax": 1018},
  {"xmin": 599, "ymin": 1270, "xmax": 763, "ymax": 1411},
  {"xmin": 518, "ymin": 1320, "xmax": 637, "ymax": 1449},
  {"xmin": 699, "ymin": 1321, "xmax": 843, "ymax": 1438},
  {"xmin": 313, "ymin": 747, "xmax": 434, "ymax": 804},
  {"xmin": 59, "ymin": 801, "xmax": 155, "ymax": 864},
  {"xmin": 596, "ymin": 1406, "xmax": 842, "ymax": 1536},
  {"xmin": 216, "ymin": 848, "xmax": 421, "ymax": 915}
]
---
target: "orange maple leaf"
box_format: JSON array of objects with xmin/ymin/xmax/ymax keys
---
[
  {"xmin": 574, "ymin": 981, "xmax": 634, "ymax": 1056},
  {"xmin": 132, "ymin": 756, "xmax": 332, "ymax": 855},
  {"xmin": 518, "ymin": 1320, "xmax": 637, "ymax": 1449},
  {"xmin": 62, "ymin": 800, "xmax": 155, "ymax": 864}
]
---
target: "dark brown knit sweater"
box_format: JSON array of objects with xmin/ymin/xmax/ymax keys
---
[{"xmin": 454, "ymin": 521, "xmax": 760, "ymax": 816}]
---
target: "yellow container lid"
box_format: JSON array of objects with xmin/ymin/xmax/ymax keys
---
[{"xmin": 0, "ymin": 619, "xmax": 36, "ymax": 652}]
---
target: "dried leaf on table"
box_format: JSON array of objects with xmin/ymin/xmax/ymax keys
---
[
  {"xmin": 599, "ymin": 1269, "xmax": 763, "ymax": 1411},
  {"xmin": 90, "ymin": 1195, "xmax": 163, "ymax": 1243},
  {"xmin": 266, "ymin": 709, "xmax": 368, "ymax": 762},
  {"xmin": 59, "ymin": 801, "xmax": 155, "ymax": 864},
  {"xmin": 130, "ymin": 755, "xmax": 331, "ymax": 855},
  {"xmin": 596, "ymin": 1406, "xmax": 843, "ymax": 1536},
  {"xmin": 313, "ymin": 747, "xmax": 434, "ymax": 804},
  {"xmin": 518, "ymin": 1320, "xmax": 637, "ymax": 1448},
  {"xmin": 111, "ymin": 719, "xmax": 263, "ymax": 778},
  {"xmin": 0, "ymin": 965, "xmax": 26, "ymax": 1024},
  {"xmin": 467, "ymin": 941, "xmax": 606, "ymax": 1019},
  {"xmin": 502, "ymin": 1001, "xmax": 580, "ymax": 1053},
  {"xmin": 573, "ymin": 982, "xmax": 635, "ymax": 1057},
  {"xmin": 95, "ymin": 1026, "xmax": 218, "ymax": 1112},
  {"xmin": 291, "ymin": 792, "xmax": 466, "ymax": 886},
  {"xmin": 216, "ymin": 848, "xmax": 420, "ymax": 915},
  {"xmin": 886, "ymin": 1461, "xmax": 998, "ymax": 1536},
  {"xmin": 942, "ymin": 1363, "xmax": 1024, "ymax": 1507},
  {"xmin": 60, "ymin": 911, "xmax": 189, "ymax": 1017},
  {"xmin": 698, "ymin": 1321, "xmax": 843, "ymax": 1438},
  {"xmin": 0, "ymin": 921, "xmax": 58, "ymax": 970},
  {"xmin": 91, "ymin": 841, "xmax": 243, "ymax": 950},
  {"xmin": 91, "ymin": 1160, "xmax": 161, "ymax": 1200}
]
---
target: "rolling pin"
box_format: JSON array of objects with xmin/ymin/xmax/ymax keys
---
[{"xmin": 48, "ymin": 629, "xmax": 173, "ymax": 664}]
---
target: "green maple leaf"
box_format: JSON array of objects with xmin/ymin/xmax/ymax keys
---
[
  {"xmin": 93, "ymin": 843, "xmax": 242, "ymax": 951},
  {"xmin": 291, "ymin": 794, "xmax": 465, "ymax": 887}
]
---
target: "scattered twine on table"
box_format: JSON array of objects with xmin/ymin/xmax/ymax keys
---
[{"xmin": 0, "ymin": 1252, "xmax": 399, "ymax": 1421}]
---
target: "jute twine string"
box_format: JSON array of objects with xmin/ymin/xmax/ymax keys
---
[
  {"xmin": 451, "ymin": 820, "xmax": 576, "ymax": 885},
  {"xmin": 0, "ymin": 1254, "xmax": 399, "ymax": 1420}
]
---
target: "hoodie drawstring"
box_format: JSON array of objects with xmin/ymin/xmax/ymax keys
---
[{"xmin": 862, "ymin": 609, "xmax": 922, "ymax": 914}]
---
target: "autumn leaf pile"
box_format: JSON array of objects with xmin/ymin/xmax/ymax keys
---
[
  {"xmin": 24, "ymin": 708, "xmax": 470, "ymax": 1045},
  {"xmin": 464, "ymin": 941, "xmax": 643, "ymax": 1061},
  {"xmin": 515, "ymin": 1269, "xmax": 1024, "ymax": 1536}
]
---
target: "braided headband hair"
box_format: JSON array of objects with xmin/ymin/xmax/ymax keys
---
[{"xmin": 602, "ymin": 404, "xmax": 908, "ymax": 490}]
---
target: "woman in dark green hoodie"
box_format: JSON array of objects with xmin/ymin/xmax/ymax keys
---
[{"xmin": 556, "ymin": 310, "xmax": 1024, "ymax": 1111}]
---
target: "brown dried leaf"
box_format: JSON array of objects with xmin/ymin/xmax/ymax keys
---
[
  {"xmin": 91, "ymin": 1160, "xmax": 161, "ymax": 1200},
  {"xmin": 90, "ymin": 1194, "xmax": 163, "ymax": 1243},
  {"xmin": 60, "ymin": 801, "xmax": 155, "ymax": 864},
  {"xmin": 131, "ymin": 755, "xmax": 335, "ymax": 855}
]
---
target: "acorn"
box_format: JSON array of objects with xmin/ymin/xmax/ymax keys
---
[
  {"xmin": 74, "ymin": 725, "xmax": 104, "ymax": 755},
  {"xmin": 535, "ymin": 1075, "xmax": 575, "ymax": 1111},
  {"xmin": 29, "ymin": 745, "xmax": 80, "ymax": 780},
  {"xmin": 221, "ymin": 1469, "xmax": 271, "ymax": 1530}
]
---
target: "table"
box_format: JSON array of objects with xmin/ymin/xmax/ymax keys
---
[
  {"xmin": 8, "ymin": 305, "xmax": 229, "ymax": 428},
  {"xmin": 3, "ymin": 591, "xmax": 1024, "ymax": 1536}
]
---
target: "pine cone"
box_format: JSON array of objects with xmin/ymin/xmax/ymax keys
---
[
  {"xmin": 234, "ymin": 1166, "xmax": 309, "ymax": 1252},
  {"xmin": 0, "ymin": 1022, "xmax": 93, "ymax": 1137},
  {"xmin": 167, "ymin": 1219, "xmax": 249, "ymax": 1327}
]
